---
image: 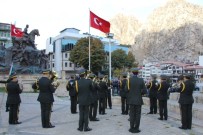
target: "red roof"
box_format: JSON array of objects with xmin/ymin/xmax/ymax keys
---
[{"xmin": 184, "ymin": 65, "xmax": 203, "ymax": 70}]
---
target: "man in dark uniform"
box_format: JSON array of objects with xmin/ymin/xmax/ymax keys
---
[
  {"xmin": 66, "ymin": 75, "xmax": 77, "ymax": 114},
  {"xmin": 98, "ymin": 74, "xmax": 108, "ymax": 115},
  {"xmin": 0, "ymin": 78, "xmax": 12, "ymax": 112},
  {"xmin": 36, "ymin": 70, "xmax": 56, "ymax": 128},
  {"xmin": 88, "ymin": 73, "xmax": 100, "ymax": 121},
  {"xmin": 106, "ymin": 78, "xmax": 112, "ymax": 109},
  {"xmin": 75, "ymin": 69, "xmax": 93, "ymax": 132},
  {"xmin": 126, "ymin": 68, "xmax": 146, "ymax": 133},
  {"xmin": 157, "ymin": 75, "xmax": 170, "ymax": 120},
  {"xmin": 146, "ymin": 74, "xmax": 158, "ymax": 114},
  {"xmin": 120, "ymin": 72, "xmax": 129, "ymax": 115},
  {"xmin": 6, "ymin": 73, "xmax": 23, "ymax": 124},
  {"xmin": 178, "ymin": 73, "xmax": 194, "ymax": 130}
]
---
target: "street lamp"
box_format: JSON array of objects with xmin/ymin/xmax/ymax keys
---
[{"xmin": 106, "ymin": 33, "xmax": 114, "ymax": 81}]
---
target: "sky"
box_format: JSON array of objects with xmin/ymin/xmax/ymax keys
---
[{"xmin": 1, "ymin": 0, "xmax": 203, "ymax": 50}]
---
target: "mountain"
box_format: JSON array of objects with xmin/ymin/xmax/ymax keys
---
[{"xmin": 132, "ymin": 0, "xmax": 203, "ymax": 64}]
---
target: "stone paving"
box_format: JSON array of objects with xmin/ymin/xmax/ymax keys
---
[{"xmin": 0, "ymin": 93, "xmax": 203, "ymax": 135}]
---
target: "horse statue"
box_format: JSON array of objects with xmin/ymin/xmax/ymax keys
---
[{"xmin": 12, "ymin": 29, "xmax": 40, "ymax": 49}]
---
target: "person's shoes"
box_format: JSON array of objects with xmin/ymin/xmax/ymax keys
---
[
  {"xmin": 14, "ymin": 121, "xmax": 22, "ymax": 124},
  {"xmin": 6, "ymin": 109, "xmax": 9, "ymax": 112},
  {"xmin": 121, "ymin": 112, "xmax": 125, "ymax": 115},
  {"xmin": 72, "ymin": 112, "xmax": 78, "ymax": 114},
  {"xmin": 128, "ymin": 128, "xmax": 134, "ymax": 133},
  {"xmin": 132, "ymin": 129, "xmax": 141, "ymax": 133},
  {"xmin": 154, "ymin": 112, "xmax": 157, "ymax": 114},
  {"xmin": 179, "ymin": 126, "xmax": 187, "ymax": 130},
  {"xmin": 92, "ymin": 118, "xmax": 99, "ymax": 121},
  {"xmin": 164, "ymin": 118, "xmax": 167, "ymax": 120},
  {"xmin": 84, "ymin": 127, "xmax": 92, "ymax": 132},
  {"xmin": 102, "ymin": 113, "xmax": 107, "ymax": 115},
  {"xmin": 147, "ymin": 112, "xmax": 153, "ymax": 114},
  {"xmin": 77, "ymin": 128, "xmax": 83, "ymax": 131},
  {"xmin": 158, "ymin": 118, "xmax": 163, "ymax": 120},
  {"xmin": 125, "ymin": 112, "xmax": 129, "ymax": 115},
  {"xmin": 110, "ymin": 107, "xmax": 112, "ymax": 109}
]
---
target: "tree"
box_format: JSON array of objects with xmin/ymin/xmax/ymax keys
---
[
  {"xmin": 126, "ymin": 51, "xmax": 136, "ymax": 69},
  {"xmin": 111, "ymin": 49, "xmax": 127, "ymax": 69},
  {"xmin": 70, "ymin": 37, "xmax": 106, "ymax": 73}
]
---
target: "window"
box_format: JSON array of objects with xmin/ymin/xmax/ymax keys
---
[
  {"xmin": 52, "ymin": 63, "xmax": 54, "ymax": 68},
  {"xmin": 69, "ymin": 62, "xmax": 72, "ymax": 67},
  {"xmin": 65, "ymin": 62, "xmax": 67, "ymax": 67},
  {"xmin": 65, "ymin": 53, "xmax": 68, "ymax": 58},
  {"xmin": 52, "ymin": 55, "xmax": 54, "ymax": 59}
]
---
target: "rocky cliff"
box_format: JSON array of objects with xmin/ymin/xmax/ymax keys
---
[{"xmin": 132, "ymin": 0, "xmax": 203, "ymax": 64}]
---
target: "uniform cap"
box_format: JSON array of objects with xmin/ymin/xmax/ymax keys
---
[
  {"xmin": 78, "ymin": 68, "xmax": 86, "ymax": 75},
  {"xmin": 89, "ymin": 73, "xmax": 95, "ymax": 78},
  {"xmin": 160, "ymin": 75, "xmax": 167, "ymax": 80},
  {"xmin": 42, "ymin": 69, "xmax": 50, "ymax": 74},
  {"xmin": 99, "ymin": 74, "xmax": 104, "ymax": 78},
  {"xmin": 9, "ymin": 73, "xmax": 17, "ymax": 79},
  {"xmin": 122, "ymin": 72, "xmax": 127, "ymax": 77},
  {"xmin": 131, "ymin": 68, "xmax": 139, "ymax": 72}
]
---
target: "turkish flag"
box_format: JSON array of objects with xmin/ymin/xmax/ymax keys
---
[
  {"xmin": 90, "ymin": 11, "xmax": 110, "ymax": 33},
  {"xmin": 11, "ymin": 24, "xmax": 24, "ymax": 38}
]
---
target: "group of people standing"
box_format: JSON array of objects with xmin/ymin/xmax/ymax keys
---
[
  {"xmin": 0, "ymin": 67, "xmax": 195, "ymax": 133},
  {"xmin": 146, "ymin": 73, "xmax": 194, "ymax": 130}
]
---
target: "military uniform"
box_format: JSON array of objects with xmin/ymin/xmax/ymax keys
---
[
  {"xmin": 6, "ymin": 74, "xmax": 22, "ymax": 124},
  {"xmin": 157, "ymin": 75, "xmax": 170, "ymax": 120},
  {"xmin": 98, "ymin": 75, "xmax": 108, "ymax": 115},
  {"xmin": 178, "ymin": 74, "xmax": 194, "ymax": 130},
  {"xmin": 66, "ymin": 75, "xmax": 77, "ymax": 114},
  {"xmin": 88, "ymin": 74, "xmax": 100, "ymax": 121},
  {"xmin": 0, "ymin": 79, "xmax": 11, "ymax": 112},
  {"xmin": 146, "ymin": 75, "xmax": 158, "ymax": 114},
  {"xmin": 120, "ymin": 73, "xmax": 129, "ymax": 115},
  {"xmin": 105, "ymin": 79, "xmax": 112, "ymax": 109},
  {"xmin": 75, "ymin": 69, "xmax": 93, "ymax": 132},
  {"xmin": 37, "ymin": 70, "xmax": 56, "ymax": 128},
  {"xmin": 126, "ymin": 68, "xmax": 146, "ymax": 133}
]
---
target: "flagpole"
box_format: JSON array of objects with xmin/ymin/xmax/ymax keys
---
[{"xmin": 88, "ymin": 9, "xmax": 91, "ymax": 71}]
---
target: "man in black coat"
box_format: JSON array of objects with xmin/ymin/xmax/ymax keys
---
[
  {"xmin": 88, "ymin": 73, "xmax": 100, "ymax": 121},
  {"xmin": 36, "ymin": 70, "xmax": 56, "ymax": 128},
  {"xmin": 146, "ymin": 74, "xmax": 158, "ymax": 114},
  {"xmin": 126, "ymin": 68, "xmax": 146, "ymax": 133},
  {"xmin": 157, "ymin": 75, "xmax": 170, "ymax": 120},
  {"xmin": 120, "ymin": 72, "xmax": 129, "ymax": 115},
  {"xmin": 66, "ymin": 75, "xmax": 77, "ymax": 114},
  {"xmin": 0, "ymin": 78, "xmax": 11, "ymax": 112},
  {"xmin": 6, "ymin": 73, "xmax": 23, "ymax": 124},
  {"xmin": 105, "ymin": 78, "xmax": 112, "ymax": 109},
  {"xmin": 178, "ymin": 73, "xmax": 194, "ymax": 130},
  {"xmin": 98, "ymin": 74, "xmax": 108, "ymax": 115},
  {"xmin": 75, "ymin": 69, "xmax": 93, "ymax": 132}
]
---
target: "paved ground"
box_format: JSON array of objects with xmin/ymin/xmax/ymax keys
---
[{"xmin": 0, "ymin": 93, "xmax": 203, "ymax": 135}]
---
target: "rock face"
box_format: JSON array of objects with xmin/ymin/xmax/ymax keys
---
[{"xmin": 132, "ymin": 0, "xmax": 203, "ymax": 64}]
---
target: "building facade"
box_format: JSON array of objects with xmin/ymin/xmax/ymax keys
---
[
  {"xmin": 46, "ymin": 28, "xmax": 129, "ymax": 78},
  {"xmin": 0, "ymin": 23, "xmax": 12, "ymax": 48}
]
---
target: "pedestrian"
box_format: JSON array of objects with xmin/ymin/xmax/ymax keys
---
[
  {"xmin": 146, "ymin": 74, "xmax": 158, "ymax": 114},
  {"xmin": 66, "ymin": 75, "xmax": 78, "ymax": 114},
  {"xmin": 6, "ymin": 73, "xmax": 23, "ymax": 125},
  {"xmin": 120, "ymin": 72, "xmax": 129, "ymax": 115},
  {"xmin": 157, "ymin": 75, "xmax": 170, "ymax": 120},
  {"xmin": 36, "ymin": 70, "xmax": 56, "ymax": 128},
  {"xmin": 106, "ymin": 78, "xmax": 112, "ymax": 109},
  {"xmin": 98, "ymin": 74, "xmax": 108, "ymax": 115},
  {"xmin": 88, "ymin": 73, "xmax": 100, "ymax": 121},
  {"xmin": 126, "ymin": 68, "xmax": 146, "ymax": 133},
  {"xmin": 0, "ymin": 78, "xmax": 11, "ymax": 112},
  {"xmin": 75, "ymin": 69, "xmax": 93, "ymax": 132},
  {"xmin": 178, "ymin": 73, "xmax": 194, "ymax": 130}
]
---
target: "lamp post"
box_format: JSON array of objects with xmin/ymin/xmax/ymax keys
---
[{"xmin": 106, "ymin": 33, "xmax": 114, "ymax": 81}]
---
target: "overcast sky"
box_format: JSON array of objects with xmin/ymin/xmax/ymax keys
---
[{"xmin": 1, "ymin": 0, "xmax": 203, "ymax": 50}]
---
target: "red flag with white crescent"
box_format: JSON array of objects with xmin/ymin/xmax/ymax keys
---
[
  {"xmin": 11, "ymin": 24, "xmax": 24, "ymax": 38},
  {"xmin": 90, "ymin": 11, "xmax": 110, "ymax": 33}
]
